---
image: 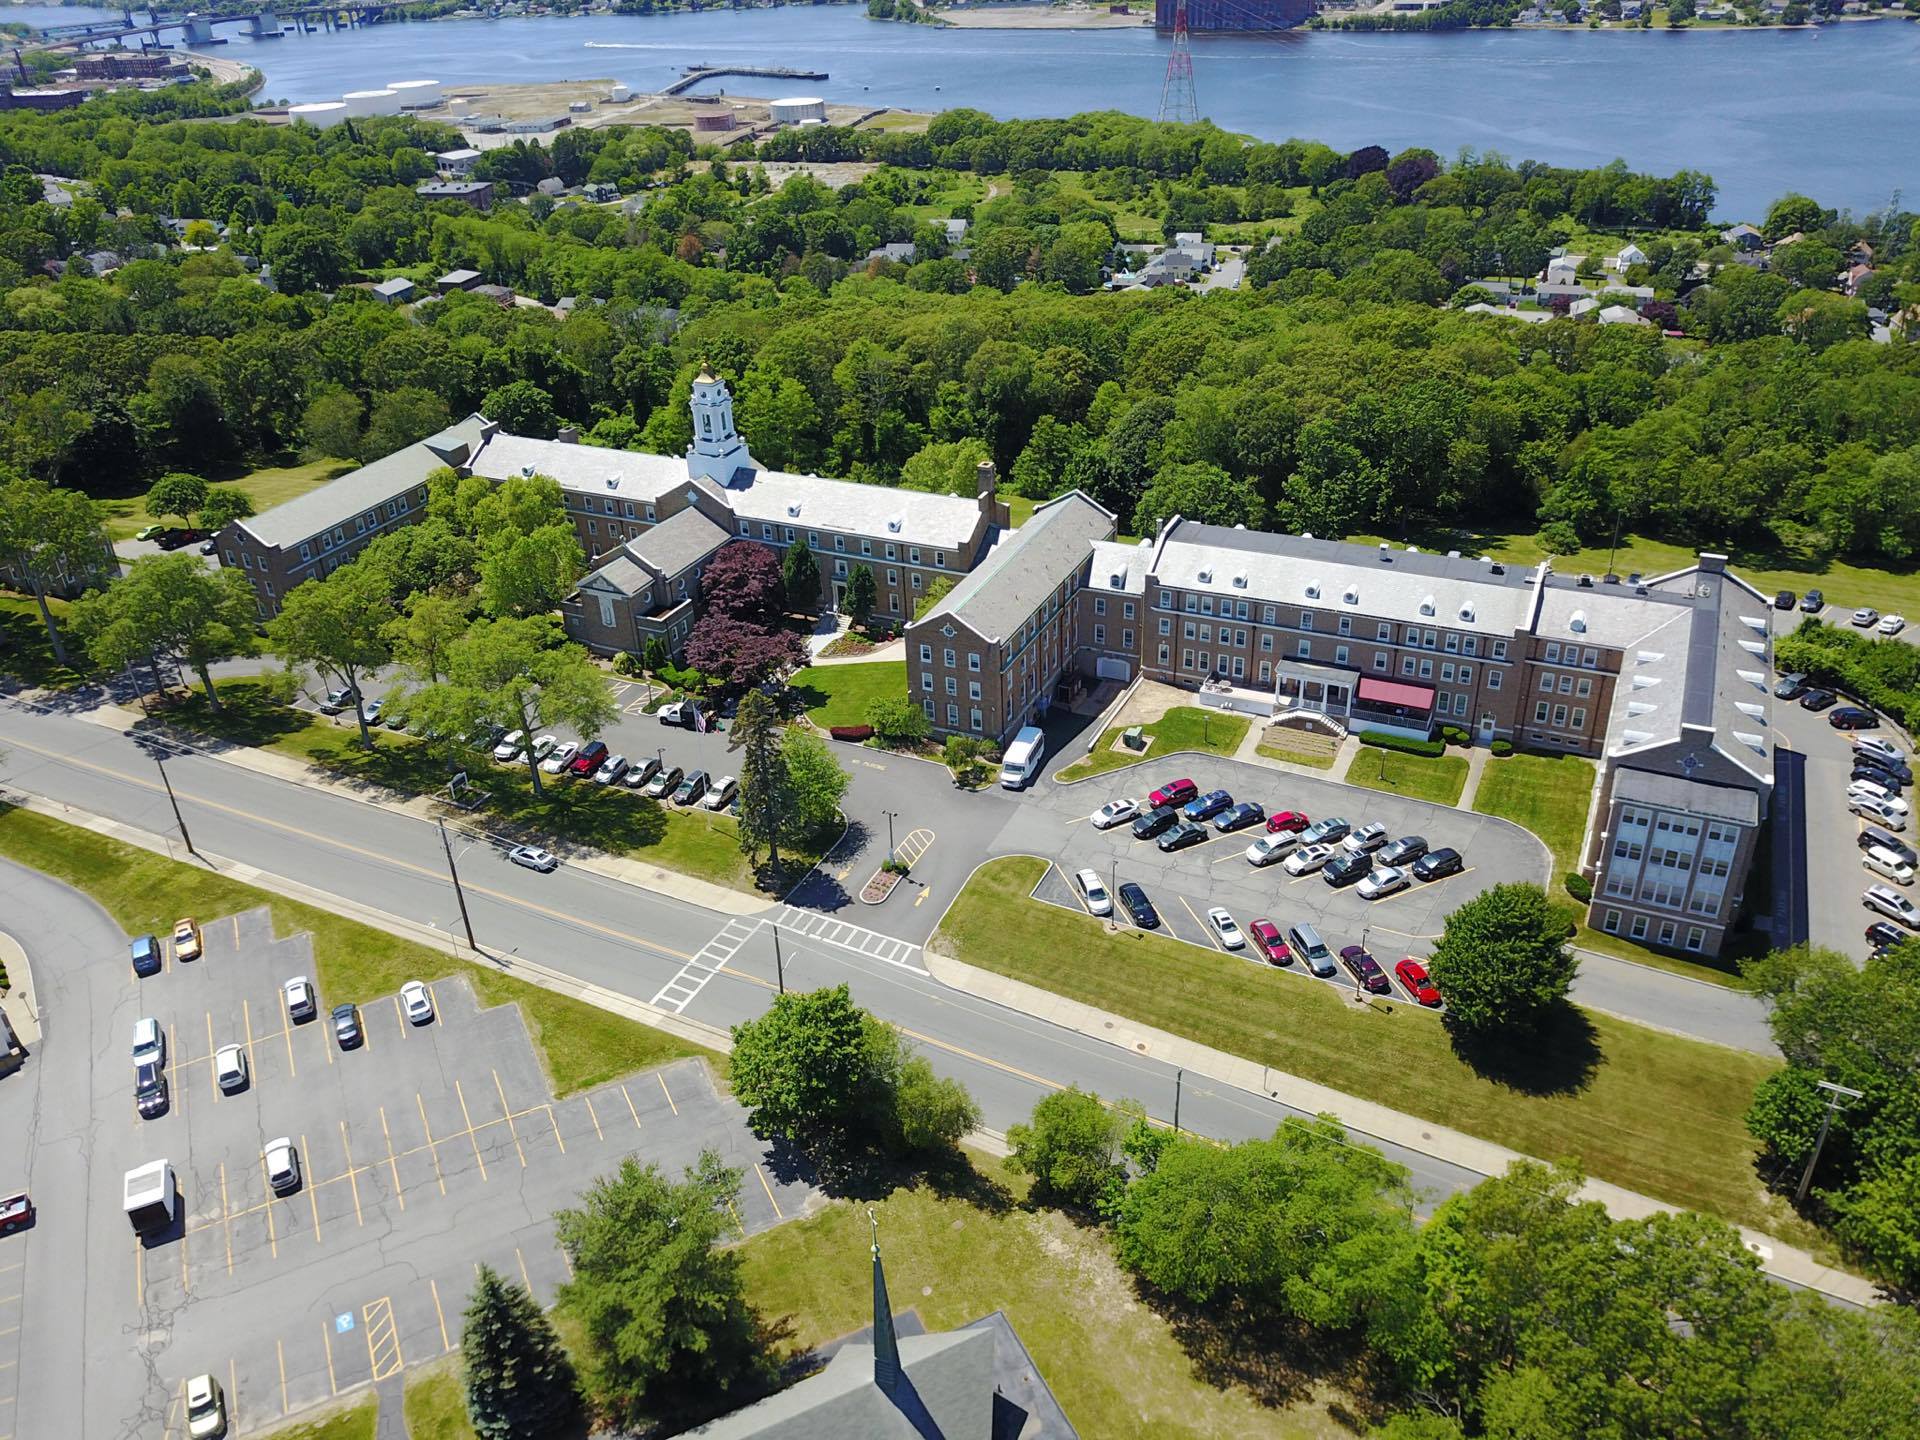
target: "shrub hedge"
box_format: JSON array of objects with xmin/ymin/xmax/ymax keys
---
[
  {"xmin": 1357, "ymin": 729, "xmax": 1448, "ymax": 758},
  {"xmin": 1564, "ymin": 872, "xmax": 1594, "ymax": 902},
  {"xmin": 1491, "ymin": 738, "xmax": 1514, "ymax": 756},
  {"xmin": 1441, "ymin": 724, "xmax": 1471, "ymax": 747},
  {"xmin": 1775, "ymin": 620, "xmax": 1917, "ymax": 729}
]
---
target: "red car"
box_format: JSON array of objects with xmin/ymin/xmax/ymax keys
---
[
  {"xmin": 1266, "ymin": 809, "xmax": 1310, "ymax": 834},
  {"xmin": 1248, "ymin": 918, "xmax": 1290, "ymax": 966},
  {"xmin": 568, "ymin": 740, "xmax": 609, "ymax": 777},
  {"xmin": 0, "ymin": 1192, "xmax": 32, "ymax": 1235},
  {"xmin": 1395, "ymin": 958, "xmax": 1442, "ymax": 1007},
  {"xmin": 1148, "ymin": 778, "xmax": 1198, "ymax": 810}
]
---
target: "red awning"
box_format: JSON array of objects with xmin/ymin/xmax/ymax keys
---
[{"xmin": 1356, "ymin": 677, "xmax": 1436, "ymax": 710}]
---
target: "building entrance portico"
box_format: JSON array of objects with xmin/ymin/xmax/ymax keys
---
[{"xmin": 1273, "ymin": 659, "xmax": 1354, "ymax": 719}]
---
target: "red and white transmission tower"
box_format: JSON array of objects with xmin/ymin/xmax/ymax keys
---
[{"xmin": 1157, "ymin": 0, "xmax": 1199, "ymax": 126}]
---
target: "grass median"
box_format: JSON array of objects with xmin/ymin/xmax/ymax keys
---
[
  {"xmin": 1056, "ymin": 706, "xmax": 1250, "ymax": 783},
  {"xmin": 931, "ymin": 857, "xmax": 1816, "ymax": 1250},
  {"xmin": 0, "ymin": 805, "xmax": 719, "ymax": 1096},
  {"xmin": 1342, "ymin": 746, "xmax": 1469, "ymax": 806}
]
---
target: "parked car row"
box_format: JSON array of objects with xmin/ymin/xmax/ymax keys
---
[
  {"xmin": 485, "ymin": 728, "xmax": 739, "ymax": 813},
  {"xmin": 1849, "ymin": 731, "xmax": 1920, "ymax": 934}
]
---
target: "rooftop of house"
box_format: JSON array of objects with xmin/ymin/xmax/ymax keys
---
[
  {"xmin": 417, "ymin": 180, "xmax": 492, "ymax": 197},
  {"xmin": 915, "ymin": 492, "xmax": 1116, "ymax": 641},
  {"xmin": 1087, "ymin": 538, "xmax": 1151, "ymax": 596}
]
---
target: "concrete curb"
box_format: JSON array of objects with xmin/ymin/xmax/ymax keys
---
[{"xmin": 0, "ymin": 929, "xmax": 38, "ymax": 1047}]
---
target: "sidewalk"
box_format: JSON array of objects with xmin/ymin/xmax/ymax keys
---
[
  {"xmin": 81, "ymin": 703, "xmax": 771, "ymax": 918},
  {"xmin": 0, "ymin": 928, "xmax": 39, "ymax": 1047},
  {"xmin": 922, "ymin": 949, "xmax": 1880, "ymax": 1308},
  {"xmin": 1229, "ymin": 720, "xmax": 1362, "ymax": 782}
]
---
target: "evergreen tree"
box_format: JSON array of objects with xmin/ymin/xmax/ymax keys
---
[
  {"xmin": 782, "ymin": 533, "xmax": 820, "ymax": 611},
  {"xmin": 845, "ymin": 563, "xmax": 876, "ymax": 627},
  {"xmin": 729, "ymin": 687, "xmax": 791, "ymax": 877},
  {"xmin": 461, "ymin": 1263, "xmax": 577, "ymax": 1440}
]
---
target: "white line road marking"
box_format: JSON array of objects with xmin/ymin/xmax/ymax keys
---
[
  {"xmin": 650, "ymin": 918, "xmax": 758, "ymax": 1013},
  {"xmin": 771, "ymin": 906, "xmax": 928, "ymax": 974}
]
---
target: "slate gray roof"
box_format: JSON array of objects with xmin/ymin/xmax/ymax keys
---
[
  {"xmin": 234, "ymin": 416, "xmax": 490, "ymax": 549},
  {"xmin": 628, "ymin": 506, "xmax": 729, "ymax": 578},
  {"xmin": 1610, "ymin": 768, "xmax": 1760, "ymax": 825},
  {"xmin": 468, "ymin": 431, "xmax": 690, "ymax": 504},
  {"xmin": 729, "ymin": 469, "xmax": 985, "ymax": 552},
  {"xmin": 917, "ymin": 492, "xmax": 1114, "ymax": 641},
  {"xmin": 581, "ymin": 553, "xmax": 651, "ymax": 597}
]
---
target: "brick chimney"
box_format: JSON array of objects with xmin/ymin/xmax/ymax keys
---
[
  {"xmin": 556, "ymin": 425, "xmax": 580, "ymax": 445},
  {"xmin": 976, "ymin": 459, "xmax": 1007, "ymax": 528}
]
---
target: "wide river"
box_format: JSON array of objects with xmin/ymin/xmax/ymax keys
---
[{"xmin": 25, "ymin": 2, "xmax": 1920, "ymax": 218}]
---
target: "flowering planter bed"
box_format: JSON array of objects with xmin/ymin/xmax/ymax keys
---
[{"xmin": 860, "ymin": 867, "xmax": 905, "ymax": 904}]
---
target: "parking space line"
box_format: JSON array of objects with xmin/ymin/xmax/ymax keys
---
[
  {"xmin": 755, "ymin": 1164, "xmax": 783, "ymax": 1220},
  {"xmin": 455, "ymin": 1080, "xmax": 489, "ymax": 1182},
  {"xmin": 1179, "ymin": 895, "xmax": 1223, "ymax": 951},
  {"xmin": 657, "ymin": 1073, "xmax": 678, "ymax": 1115},
  {"xmin": 323, "ymin": 1318, "xmax": 338, "ymax": 1396},
  {"xmin": 229, "ymin": 1357, "xmax": 238, "ymax": 1431},
  {"xmin": 583, "ymin": 1094, "xmax": 604, "ymax": 1141},
  {"xmin": 621, "ymin": 1084, "xmax": 642, "ymax": 1130},
  {"xmin": 282, "ymin": 1005, "xmax": 296, "ymax": 1078},
  {"xmin": 392, "ymin": 995, "xmax": 406, "ymax": 1037},
  {"xmin": 340, "ymin": 1122, "xmax": 365, "ymax": 1225},
  {"xmin": 180, "ymin": 1219, "xmax": 189, "ymax": 1295},
  {"xmin": 727, "ymin": 1200, "xmax": 747, "ymax": 1238},
  {"xmin": 303, "ymin": 1133, "xmax": 322, "ymax": 1243},
  {"xmin": 493, "ymin": 1071, "xmax": 527, "ymax": 1169},
  {"xmin": 515, "ymin": 1248, "xmax": 533, "ymax": 1295},
  {"xmin": 558, "ymin": 1246, "xmax": 573, "ymax": 1281},
  {"xmin": 380, "ymin": 1107, "xmax": 405, "ymax": 1211},
  {"xmin": 277, "ymin": 1338, "xmax": 288, "ymax": 1415},
  {"xmin": 206, "ymin": 1012, "xmax": 218, "ymax": 1100},
  {"xmin": 220, "ymin": 1163, "xmax": 233, "ymax": 1274},
  {"xmin": 323, "ymin": 1019, "xmax": 332, "ymax": 1065},
  {"xmin": 431, "ymin": 1278, "xmax": 450, "ymax": 1353},
  {"xmin": 545, "ymin": 1104, "xmax": 566, "ymax": 1154},
  {"xmin": 415, "ymin": 1093, "xmax": 446, "ymax": 1195}
]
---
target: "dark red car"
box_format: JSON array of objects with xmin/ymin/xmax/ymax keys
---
[
  {"xmin": 1340, "ymin": 945, "xmax": 1392, "ymax": 995},
  {"xmin": 1148, "ymin": 778, "xmax": 1197, "ymax": 810},
  {"xmin": 1248, "ymin": 918, "xmax": 1290, "ymax": 966},
  {"xmin": 0, "ymin": 1193, "xmax": 32, "ymax": 1235},
  {"xmin": 1266, "ymin": 809, "xmax": 1310, "ymax": 834},
  {"xmin": 568, "ymin": 740, "xmax": 609, "ymax": 777},
  {"xmin": 1395, "ymin": 958, "xmax": 1442, "ymax": 1007}
]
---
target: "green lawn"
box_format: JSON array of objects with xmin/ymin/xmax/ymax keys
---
[
  {"xmin": 241, "ymin": 1394, "xmax": 377, "ymax": 1440},
  {"xmin": 98, "ymin": 457, "xmax": 354, "ymax": 541},
  {"xmin": 1056, "ymin": 706, "xmax": 1250, "ymax": 783},
  {"xmin": 1470, "ymin": 751, "xmax": 1595, "ymax": 876},
  {"xmin": 739, "ymin": 1151, "xmax": 1367, "ymax": 1440},
  {"xmin": 1341, "ymin": 746, "xmax": 1469, "ymax": 806},
  {"xmin": 788, "ymin": 660, "xmax": 908, "ymax": 729},
  {"xmin": 931, "ymin": 858, "xmax": 1820, "ymax": 1251},
  {"xmin": 0, "ymin": 591, "xmax": 92, "ymax": 689},
  {"xmin": 0, "ymin": 806, "xmax": 719, "ymax": 1096},
  {"xmin": 403, "ymin": 1362, "xmax": 478, "ymax": 1440},
  {"xmin": 160, "ymin": 682, "xmax": 804, "ymax": 895}
]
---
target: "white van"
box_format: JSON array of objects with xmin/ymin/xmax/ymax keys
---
[{"xmin": 1000, "ymin": 726, "xmax": 1046, "ymax": 790}]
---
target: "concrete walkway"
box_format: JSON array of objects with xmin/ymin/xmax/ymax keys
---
[
  {"xmin": 373, "ymin": 1376, "xmax": 409, "ymax": 1440},
  {"xmin": 923, "ymin": 949, "xmax": 1879, "ymax": 1309},
  {"xmin": 1229, "ymin": 719, "xmax": 1362, "ymax": 783},
  {"xmin": 805, "ymin": 636, "xmax": 905, "ymax": 667},
  {"xmin": 0, "ymin": 928, "xmax": 38, "ymax": 1047},
  {"xmin": 80, "ymin": 703, "xmax": 771, "ymax": 917}
]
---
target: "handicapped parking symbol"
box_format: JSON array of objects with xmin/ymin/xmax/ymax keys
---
[{"xmin": 336, "ymin": 1312, "xmax": 355, "ymax": 1334}]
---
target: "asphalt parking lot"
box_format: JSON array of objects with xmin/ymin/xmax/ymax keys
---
[
  {"xmin": 999, "ymin": 754, "xmax": 1548, "ymax": 1008},
  {"xmin": 113, "ymin": 909, "xmax": 812, "ymax": 1438}
]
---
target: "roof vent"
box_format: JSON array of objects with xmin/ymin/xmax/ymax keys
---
[
  {"xmin": 1735, "ymin": 730, "xmax": 1766, "ymax": 753},
  {"xmin": 1197, "ymin": 566, "xmax": 1213, "ymax": 584},
  {"xmin": 1634, "ymin": 585, "xmax": 1649, "ymax": 596},
  {"xmin": 1736, "ymin": 701, "xmax": 1766, "ymax": 719},
  {"xmin": 1631, "ymin": 673, "xmax": 1660, "ymax": 690},
  {"xmin": 1232, "ymin": 571, "xmax": 1248, "ymax": 588},
  {"xmin": 1628, "ymin": 572, "xmax": 1643, "ymax": 584},
  {"xmin": 787, "ymin": 501, "xmax": 802, "ymax": 518},
  {"xmin": 1418, "ymin": 594, "xmax": 1436, "ymax": 616},
  {"xmin": 1233, "ymin": 523, "xmax": 1246, "ymax": 530},
  {"xmin": 605, "ymin": 475, "xmax": 618, "ymax": 488},
  {"xmin": 1378, "ymin": 542, "xmax": 1391, "ymax": 551},
  {"xmin": 1304, "ymin": 581, "xmax": 1320, "ymax": 600},
  {"xmin": 1460, "ymin": 601, "xmax": 1475, "ymax": 622},
  {"xmin": 1490, "ymin": 563, "xmax": 1506, "ymax": 576},
  {"xmin": 1301, "ymin": 532, "xmax": 1314, "ymax": 540},
  {"xmin": 1406, "ymin": 545, "xmax": 1420, "ymax": 554},
  {"xmin": 1570, "ymin": 609, "xmax": 1587, "ymax": 633},
  {"xmin": 1627, "ymin": 700, "xmax": 1657, "ymax": 717},
  {"xmin": 1578, "ymin": 573, "xmax": 1595, "ymax": 588},
  {"xmin": 520, "ymin": 464, "xmax": 536, "ymax": 478},
  {"xmin": 1343, "ymin": 585, "xmax": 1359, "ymax": 605},
  {"xmin": 886, "ymin": 515, "xmax": 903, "ymax": 534},
  {"xmin": 1447, "ymin": 550, "xmax": 1461, "ymax": 559}
]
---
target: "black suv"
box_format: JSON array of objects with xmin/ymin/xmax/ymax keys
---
[
  {"xmin": 1132, "ymin": 805, "xmax": 1178, "ymax": 841},
  {"xmin": 1413, "ymin": 847, "xmax": 1464, "ymax": 881},
  {"xmin": 1774, "ymin": 590, "xmax": 1796, "ymax": 610},
  {"xmin": 1323, "ymin": 849, "xmax": 1372, "ymax": 887},
  {"xmin": 1157, "ymin": 821, "xmax": 1208, "ymax": 853},
  {"xmin": 1117, "ymin": 882, "xmax": 1159, "ymax": 929},
  {"xmin": 1800, "ymin": 588, "xmax": 1825, "ymax": 613}
]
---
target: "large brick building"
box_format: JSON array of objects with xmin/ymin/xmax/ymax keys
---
[{"xmin": 226, "ymin": 372, "xmax": 1774, "ymax": 956}]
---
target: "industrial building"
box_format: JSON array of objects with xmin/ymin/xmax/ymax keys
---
[{"xmin": 1157, "ymin": 0, "xmax": 1315, "ymax": 28}]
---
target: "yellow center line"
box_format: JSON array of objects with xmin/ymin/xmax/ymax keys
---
[
  {"xmin": 430, "ymin": 1277, "xmax": 450, "ymax": 1353},
  {"xmin": 455, "ymin": 1080, "xmax": 488, "ymax": 1182},
  {"xmin": 304, "ymin": 1133, "xmax": 321, "ymax": 1244},
  {"xmin": 277, "ymin": 1338, "xmax": 288, "ymax": 1415},
  {"xmin": 493, "ymin": 1071, "xmax": 526, "ymax": 1169},
  {"xmin": 380, "ymin": 1107, "xmax": 404, "ymax": 1211},
  {"xmin": 582, "ymin": 1094, "xmax": 604, "ymax": 1142},
  {"xmin": 340, "ymin": 1122, "xmax": 364, "ymax": 1226},
  {"xmin": 657, "ymin": 1072, "xmax": 678, "ymax": 1115},
  {"xmin": 416, "ymin": 1093, "xmax": 446, "ymax": 1196},
  {"xmin": 220, "ymin": 1162, "xmax": 233, "ymax": 1275},
  {"xmin": 755, "ymin": 1164, "xmax": 783, "ymax": 1220},
  {"xmin": 621, "ymin": 1084, "xmax": 641, "ymax": 1130}
]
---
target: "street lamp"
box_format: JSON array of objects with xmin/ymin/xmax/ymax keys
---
[
  {"xmin": 882, "ymin": 808, "xmax": 900, "ymax": 862},
  {"xmin": 1795, "ymin": 1079, "xmax": 1863, "ymax": 1205},
  {"xmin": 770, "ymin": 920, "xmax": 785, "ymax": 994}
]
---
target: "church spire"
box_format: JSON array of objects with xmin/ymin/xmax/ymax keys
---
[{"xmin": 869, "ymin": 1207, "xmax": 902, "ymax": 1397}]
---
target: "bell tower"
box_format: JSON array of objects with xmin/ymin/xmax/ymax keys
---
[{"xmin": 686, "ymin": 362, "xmax": 754, "ymax": 487}]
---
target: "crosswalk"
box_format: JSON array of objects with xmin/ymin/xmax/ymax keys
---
[
  {"xmin": 769, "ymin": 906, "xmax": 926, "ymax": 973},
  {"xmin": 650, "ymin": 917, "xmax": 758, "ymax": 1013}
]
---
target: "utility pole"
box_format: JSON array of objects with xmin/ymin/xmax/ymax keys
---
[
  {"xmin": 438, "ymin": 819, "xmax": 477, "ymax": 951},
  {"xmin": 771, "ymin": 921, "xmax": 785, "ymax": 994},
  {"xmin": 1173, "ymin": 1067, "xmax": 1183, "ymax": 1134},
  {"xmin": 154, "ymin": 752, "xmax": 195, "ymax": 857},
  {"xmin": 1795, "ymin": 1079, "xmax": 1863, "ymax": 1205}
]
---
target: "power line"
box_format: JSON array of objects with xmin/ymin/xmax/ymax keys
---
[{"xmin": 1158, "ymin": 0, "xmax": 1200, "ymax": 126}]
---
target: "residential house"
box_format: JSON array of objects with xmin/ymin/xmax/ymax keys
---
[
  {"xmin": 866, "ymin": 242, "xmax": 917, "ymax": 264},
  {"xmin": 415, "ymin": 180, "xmax": 495, "ymax": 212},
  {"xmin": 1597, "ymin": 304, "xmax": 1650, "ymax": 325},
  {"xmin": 435, "ymin": 268, "xmax": 483, "ymax": 293},
  {"xmin": 1721, "ymin": 223, "xmax": 1766, "ymax": 251},
  {"xmin": 1544, "ymin": 253, "xmax": 1586, "ymax": 284},
  {"xmin": 1844, "ymin": 263, "xmax": 1875, "ymax": 297},
  {"xmin": 1608, "ymin": 242, "xmax": 1648, "ymax": 270},
  {"xmin": 370, "ymin": 276, "xmax": 416, "ymax": 305}
]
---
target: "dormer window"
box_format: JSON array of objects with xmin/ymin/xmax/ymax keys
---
[
  {"xmin": 1459, "ymin": 602, "xmax": 1475, "ymax": 622},
  {"xmin": 1304, "ymin": 581, "xmax": 1320, "ymax": 600},
  {"xmin": 1197, "ymin": 566, "xmax": 1213, "ymax": 584},
  {"xmin": 1232, "ymin": 572, "xmax": 1247, "ymax": 589},
  {"xmin": 787, "ymin": 501, "xmax": 802, "ymax": 518},
  {"xmin": 1419, "ymin": 595, "xmax": 1436, "ymax": 617},
  {"xmin": 1343, "ymin": 585, "xmax": 1358, "ymax": 605},
  {"xmin": 1569, "ymin": 609, "xmax": 1587, "ymax": 633},
  {"xmin": 887, "ymin": 516, "xmax": 903, "ymax": 534}
]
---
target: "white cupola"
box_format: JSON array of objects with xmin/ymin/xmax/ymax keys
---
[{"xmin": 685, "ymin": 362, "xmax": 755, "ymax": 488}]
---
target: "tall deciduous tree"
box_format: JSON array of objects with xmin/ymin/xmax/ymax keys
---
[
  {"xmin": 554, "ymin": 1153, "xmax": 776, "ymax": 1431},
  {"xmin": 268, "ymin": 563, "xmax": 395, "ymax": 745},
  {"xmin": 729, "ymin": 985, "xmax": 888, "ymax": 1146},
  {"xmin": 699, "ymin": 541, "xmax": 785, "ymax": 623},
  {"xmin": 387, "ymin": 592, "xmax": 471, "ymax": 689},
  {"xmin": 779, "ymin": 727, "xmax": 848, "ymax": 841},
  {"xmin": 199, "ymin": 488, "xmax": 255, "ymax": 534},
  {"xmin": 1425, "ymin": 883, "xmax": 1577, "ymax": 1036},
  {"xmin": 0, "ymin": 473, "xmax": 105, "ymax": 667},
  {"xmin": 460, "ymin": 1264, "xmax": 577, "ymax": 1440},
  {"xmin": 477, "ymin": 525, "xmax": 585, "ymax": 620},
  {"xmin": 69, "ymin": 554, "xmax": 257, "ymax": 709},
  {"xmin": 1007, "ymin": 1086, "xmax": 1137, "ymax": 1212},
  {"xmin": 144, "ymin": 471, "xmax": 209, "ymax": 529}
]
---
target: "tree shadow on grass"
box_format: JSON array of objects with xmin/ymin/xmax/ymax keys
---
[
  {"xmin": 758, "ymin": 1134, "xmax": 1013, "ymax": 1214},
  {"xmin": 1143, "ymin": 1286, "xmax": 1385, "ymax": 1421},
  {"xmin": 1444, "ymin": 1000, "xmax": 1602, "ymax": 1098}
]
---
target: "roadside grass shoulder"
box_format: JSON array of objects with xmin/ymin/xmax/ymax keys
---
[
  {"xmin": 1056, "ymin": 706, "xmax": 1250, "ymax": 783},
  {"xmin": 930, "ymin": 857, "xmax": 1820, "ymax": 1251},
  {"xmin": 402, "ymin": 1360, "xmax": 479, "ymax": 1440},
  {"xmin": 788, "ymin": 660, "xmax": 909, "ymax": 729},
  {"xmin": 1341, "ymin": 747, "xmax": 1469, "ymax": 806},
  {"xmin": 0, "ymin": 805, "xmax": 719, "ymax": 1096},
  {"xmin": 230, "ymin": 1393, "xmax": 377, "ymax": 1440}
]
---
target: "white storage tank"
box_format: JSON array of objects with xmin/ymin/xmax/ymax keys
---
[
  {"xmin": 607, "ymin": 82, "xmax": 630, "ymax": 103},
  {"xmin": 769, "ymin": 95, "xmax": 827, "ymax": 125},
  {"xmin": 388, "ymin": 78, "xmax": 442, "ymax": 106},
  {"xmin": 286, "ymin": 100, "xmax": 348, "ymax": 128},
  {"xmin": 448, "ymin": 96, "xmax": 471, "ymax": 116},
  {"xmin": 343, "ymin": 88, "xmax": 401, "ymax": 117}
]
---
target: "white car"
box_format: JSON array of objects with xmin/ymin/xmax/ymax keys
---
[
  {"xmin": 702, "ymin": 776, "xmax": 738, "ymax": 811},
  {"xmin": 214, "ymin": 1043, "xmax": 248, "ymax": 1092},
  {"xmin": 1073, "ymin": 867, "xmax": 1113, "ymax": 917},
  {"xmin": 362, "ymin": 698, "xmax": 384, "ymax": 724},
  {"xmin": 1342, "ymin": 821, "xmax": 1390, "ymax": 854},
  {"xmin": 508, "ymin": 844, "xmax": 558, "ymax": 873},
  {"xmin": 529, "ymin": 734, "xmax": 558, "ymax": 761},
  {"xmin": 1206, "ymin": 907, "xmax": 1245, "ymax": 950},
  {"xmin": 1864, "ymin": 846, "xmax": 1915, "ymax": 886},
  {"xmin": 1245, "ymin": 832, "xmax": 1296, "ymax": 866},
  {"xmin": 1090, "ymin": 799, "xmax": 1138, "ymax": 830},
  {"xmin": 540, "ymin": 741, "xmax": 579, "ymax": 774},
  {"xmin": 185, "ymin": 1374, "xmax": 227, "ymax": 1439},
  {"xmin": 492, "ymin": 729, "xmax": 526, "ymax": 762},
  {"xmin": 1283, "ymin": 843, "xmax": 1335, "ymax": 877},
  {"xmin": 132, "ymin": 1016, "xmax": 165, "ymax": 1067},
  {"xmin": 1357, "ymin": 865, "xmax": 1410, "ymax": 900},
  {"xmin": 1851, "ymin": 795, "xmax": 1908, "ymax": 831},
  {"xmin": 1849, "ymin": 778, "xmax": 1909, "ymax": 815},
  {"xmin": 1863, "ymin": 884, "xmax": 1920, "ymax": 928},
  {"xmin": 1853, "ymin": 607, "xmax": 1881, "ymax": 628},
  {"xmin": 283, "ymin": 975, "xmax": 317, "ymax": 1021},
  {"xmin": 400, "ymin": 980, "xmax": 435, "ymax": 1025},
  {"xmin": 264, "ymin": 1137, "xmax": 301, "ymax": 1195},
  {"xmin": 1879, "ymin": 614, "xmax": 1908, "ymax": 637}
]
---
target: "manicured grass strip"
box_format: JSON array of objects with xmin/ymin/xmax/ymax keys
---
[
  {"xmin": 933, "ymin": 858, "xmax": 1818, "ymax": 1250},
  {"xmin": 788, "ymin": 659, "xmax": 908, "ymax": 729},
  {"xmin": 0, "ymin": 592, "xmax": 93, "ymax": 689},
  {"xmin": 248, "ymin": 1393, "xmax": 378, "ymax": 1440},
  {"xmin": 738, "ymin": 1152, "xmax": 1355, "ymax": 1440},
  {"xmin": 98, "ymin": 457, "xmax": 354, "ymax": 541},
  {"xmin": 1470, "ymin": 751, "xmax": 1595, "ymax": 875},
  {"xmin": 1341, "ymin": 747, "xmax": 1469, "ymax": 806},
  {"xmin": 402, "ymin": 1360, "xmax": 478, "ymax": 1440},
  {"xmin": 1056, "ymin": 706, "xmax": 1250, "ymax": 783},
  {"xmin": 0, "ymin": 806, "xmax": 719, "ymax": 1096}
]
